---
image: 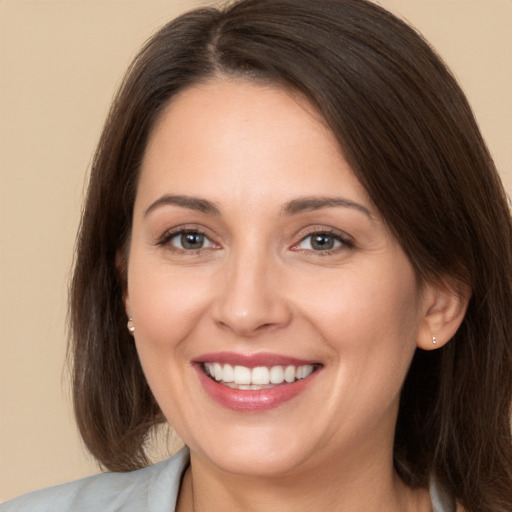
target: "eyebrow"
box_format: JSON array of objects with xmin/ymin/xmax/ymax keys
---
[
  {"xmin": 283, "ymin": 196, "xmax": 374, "ymax": 219},
  {"xmin": 143, "ymin": 194, "xmax": 373, "ymax": 219},
  {"xmin": 144, "ymin": 194, "xmax": 221, "ymax": 217}
]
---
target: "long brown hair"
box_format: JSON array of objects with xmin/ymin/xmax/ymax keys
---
[{"xmin": 69, "ymin": 1, "xmax": 512, "ymax": 510}]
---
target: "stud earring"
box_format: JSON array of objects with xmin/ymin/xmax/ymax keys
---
[
  {"xmin": 432, "ymin": 335, "xmax": 437, "ymax": 345},
  {"xmin": 127, "ymin": 318, "xmax": 135, "ymax": 334}
]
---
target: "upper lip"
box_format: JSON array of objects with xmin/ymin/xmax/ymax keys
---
[{"xmin": 193, "ymin": 351, "xmax": 321, "ymax": 368}]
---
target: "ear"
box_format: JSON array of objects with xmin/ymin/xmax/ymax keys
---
[{"xmin": 417, "ymin": 280, "xmax": 471, "ymax": 351}]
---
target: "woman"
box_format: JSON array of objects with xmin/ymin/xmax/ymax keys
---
[{"xmin": 2, "ymin": 0, "xmax": 511, "ymax": 510}]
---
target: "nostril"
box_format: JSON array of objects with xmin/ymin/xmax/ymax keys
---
[
  {"xmin": 215, "ymin": 318, "xmax": 282, "ymax": 336},
  {"xmin": 212, "ymin": 281, "xmax": 292, "ymax": 336},
  {"xmin": 255, "ymin": 322, "xmax": 277, "ymax": 332}
]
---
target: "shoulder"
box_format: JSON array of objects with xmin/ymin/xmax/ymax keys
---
[{"xmin": 0, "ymin": 447, "xmax": 189, "ymax": 512}]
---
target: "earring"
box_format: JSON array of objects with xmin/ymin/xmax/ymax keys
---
[
  {"xmin": 432, "ymin": 335, "xmax": 437, "ymax": 345},
  {"xmin": 127, "ymin": 318, "xmax": 135, "ymax": 334}
]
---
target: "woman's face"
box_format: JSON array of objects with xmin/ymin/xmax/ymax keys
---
[{"xmin": 126, "ymin": 78, "xmax": 432, "ymax": 477}]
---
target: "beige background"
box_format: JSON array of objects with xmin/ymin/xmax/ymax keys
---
[{"xmin": 1, "ymin": 0, "xmax": 510, "ymax": 503}]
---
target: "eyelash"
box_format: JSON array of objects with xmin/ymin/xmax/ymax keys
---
[
  {"xmin": 291, "ymin": 228, "xmax": 354, "ymax": 256},
  {"xmin": 156, "ymin": 226, "xmax": 354, "ymax": 255},
  {"xmin": 156, "ymin": 226, "xmax": 218, "ymax": 254}
]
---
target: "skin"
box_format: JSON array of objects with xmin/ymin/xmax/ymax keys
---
[{"xmin": 124, "ymin": 78, "xmax": 467, "ymax": 511}]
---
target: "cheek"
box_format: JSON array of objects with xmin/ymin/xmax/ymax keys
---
[
  {"xmin": 126, "ymin": 257, "xmax": 212, "ymax": 421},
  {"xmin": 125, "ymin": 259, "xmax": 214, "ymax": 417},
  {"xmin": 301, "ymin": 260, "xmax": 420, "ymax": 341},
  {"xmin": 127, "ymin": 255, "xmax": 212, "ymax": 349},
  {"xmin": 330, "ymin": 276, "xmax": 420, "ymax": 436},
  {"xmin": 301, "ymin": 261, "xmax": 422, "ymax": 396}
]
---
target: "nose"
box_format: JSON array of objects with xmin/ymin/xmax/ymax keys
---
[{"xmin": 212, "ymin": 247, "xmax": 292, "ymax": 337}]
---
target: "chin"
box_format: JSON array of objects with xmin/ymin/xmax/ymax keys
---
[
  {"xmin": 186, "ymin": 424, "xmax": 319, "ymax": 478},
  {"xmin": 203, "ymin": 444, "xmax": 312, "ymax": 478}
]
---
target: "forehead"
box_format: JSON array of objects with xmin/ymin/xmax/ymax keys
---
[{"xmin": 137, "ymin": 78, "xmax": 370, "ymax": 210}]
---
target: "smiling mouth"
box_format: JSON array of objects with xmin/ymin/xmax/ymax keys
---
[{"xmin": 202, "ymin": 363, "xmax": 320, "ymax": 390}]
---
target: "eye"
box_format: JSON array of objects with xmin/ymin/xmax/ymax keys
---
[
  {"xmin": 292, "ymin": 230, "xmax": 353, "ymax": 253},
  {"xmin": 164, "ymin": 230, "xmax": 217, "ymax": 251},
  {"xmin": 298, "ymin": 233, "xmax": 342, "ymax": 251}
]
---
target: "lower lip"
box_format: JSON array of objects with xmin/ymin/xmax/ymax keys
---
[{"xmin": 195, "ymin": 365, "xmax": 319, "ymax": 412}]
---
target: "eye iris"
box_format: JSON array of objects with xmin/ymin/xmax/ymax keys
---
[
  {"xmin": 311, "ymin": 234, "xmax": 335, "ymax": 250},
  {"xmin": 181, "ymin": 232, "xmax": 204, "ymax": 249}
]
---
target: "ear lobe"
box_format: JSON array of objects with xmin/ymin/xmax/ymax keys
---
[{"xmin": 417, "ymin": 281, "xmax": 471, "ymax": 351}]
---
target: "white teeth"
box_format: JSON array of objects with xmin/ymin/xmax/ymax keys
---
[
  {"xmin": 284, "ymin": 365, "xmax": 296, "ymax": 383},
  {"xmin": 222, "ymin": 364, "xmax": 234, "ymax": 383},
  {"xmin": 252, "ymin": 367, "xmax": 270, "ymax": 385},
  {"xmin": 269, "ymin": 365, "xmax": 284, "ymax": 384},
  {"xmin": 213, "ymin": 363, "xmax": 223, "ymax": 381},
  {"xmin": 203, "ymin": 363, "xmax": 315, "ymax": 387},
  {"xmin": 297, "ymin": 365, "xmax": 308, "ymax": 379},
  {"xmin": 233, "ymin": 365, "xmax": 251, "ymax": 385}
]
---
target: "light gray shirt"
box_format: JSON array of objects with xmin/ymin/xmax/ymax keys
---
[{"xmin": 1, "ymin": 447, "xmax": 455, "ymax": 511}]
